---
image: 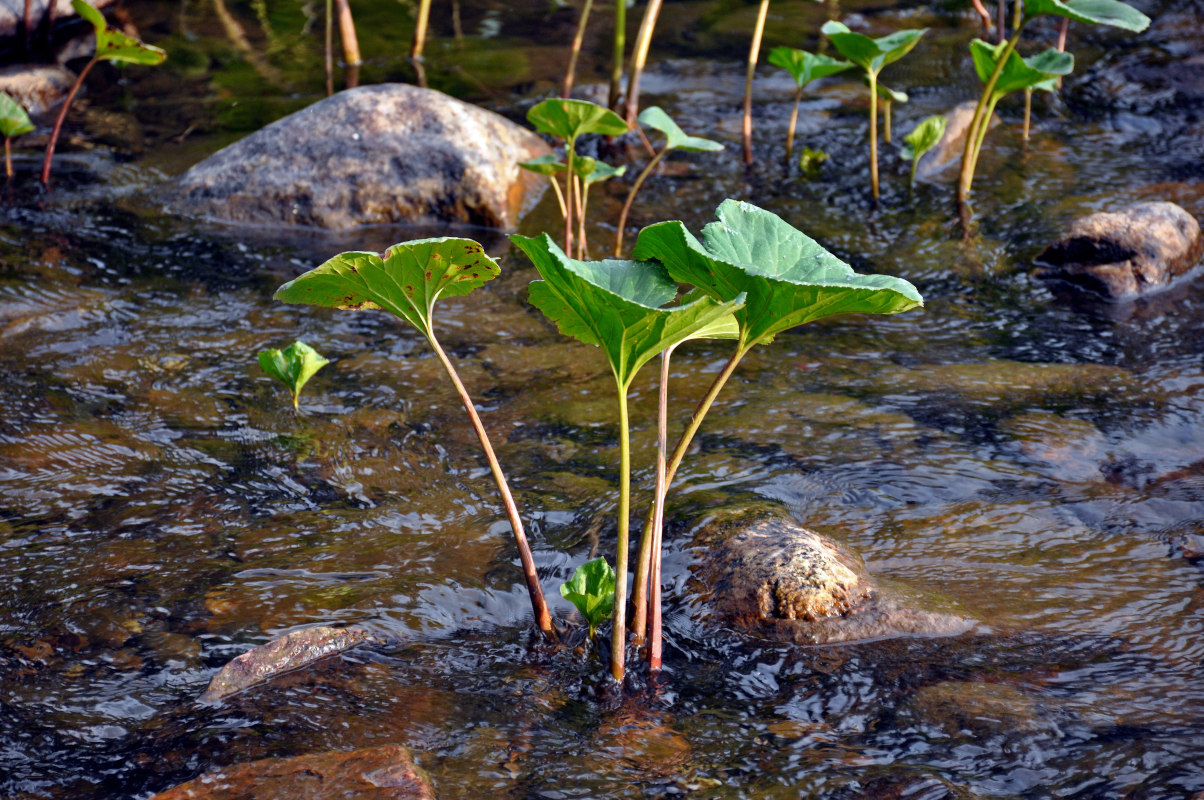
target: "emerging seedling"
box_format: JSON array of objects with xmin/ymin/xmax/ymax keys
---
[
  {"xmin": 258, "ymin": 340, "xmax": 330, "ymax": 411},
  {"xmin": 511, "ymin": 232, "xmax": 744, "ymax": 683},
  {"xmin": 798, "ymin": 146, "xmax": 828, "ymax": 178},
  {"xmin": 767, "ymin": 47, "xmax": 853, "ymax": 160},
  {"xmin": 526, "ymin": 99, "xmax": 629, "ymax": 258},
  {"xmin": 560, "ymin": 556, "xmax": 616, "ymax": 640},
  {"xmin": 41, "ymin": 0, "xmax": 166, "ymax": 185},
  {"xmin": 274, "ymin": 238, "xmax": 554, "ymax": 635},
  {"xmin": 957, "ymin": 0, "xmax": 1149, "ymax": 203},
  {"xmin": 821, "ymin": 20, "xmax": 927, "ymax": 200},
  {"xmin": 0, "ymin": 92, "xmax": 33, "ymax": 179},
  {"xmin": 901, "ymin": 114, "xmax": 947, "ymax": 187},
  {"xmin": 614, "ymin": 106, "xmax": 722, "ymax": 257}
]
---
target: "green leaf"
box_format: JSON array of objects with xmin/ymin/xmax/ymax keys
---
[
  {"xmin": 637, "ymin": 106, "xmax": 724, "ymax": 153},
  {"xmin": 862, "ymin": 75, "xmax": 909, "ymax": 103},
  {"xmin": 580, "ymin": 158, "xmax": 627, "ymax": 188},
  {"xmin": 519, "ymin": 154, "xmax": 567, "ymax": 176},
  {"xmin": 526, "ymin": 98, "xmax": 628, "ymax": 144},
  {"xmin": 511, "ymin": 233, "xmax": 745, "ymax": 389},
  {"xmin": 559, "ymin": 556, "xmax": 616, "ymax": 636},
  {"xmin": 72, "ymin": 0, "xmax": 167, "ymax": 66},
  {"xmin": 798, "ymin": 146, "xmax": 828, "ymax": 177},
  {"xmin": 767, "ymin": 47, "xmax": 854, "ymax": 90},
  {"xmin": 970, "ymin": 39, "xmax": 1074, "ymax": 97},
  {"xmin": 820, "ymin": 21, "xmax": 927, "ymax": 76},
  {"xmin": 1022, "ymin": 0, "xmax": 1150, "ymax": 31},
  {"xmin": 900, "ymin": 114, "xmax": 947, "ymax": 162},
  {"xmin": 632, "ymin": 200, "xmax": 923, "ymax": 348},
  {"xmin": 258, "ymin": 341, "xmax": 329, "ymax": 410},
  {"xmin": 0, "ymin": 93, "xmax": 33, "ymax": 139},
  {"xmin": 274, "ymin": 238, "xmax": 500, "ymax": 339}
]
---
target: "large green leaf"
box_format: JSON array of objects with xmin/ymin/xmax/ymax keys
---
[
  {"xmin": 72, "ymin": 0, "xmax": 167, "ymax": 66},
  {"xmin": 970, "ymin": 39, "xmax": 1074, "ymax": 97},
  {"xmin": 511, "ymin": 233, "xmax": 744, "ymax": 389},
  {"xmin": 632, "ymin": 200, "xmax": 923, "ymax": 347},
  {"xmin": 0, "ymin": 93, "xmax": 33, "ymax": 139},
  {"xmin": 767, "ymin": 47, "xmax": 854, "ymax": 90},
  {"xmin": 900, "ymin": 114, "xmax": 947, "ymax": 162},
  {"xmin": 274, "ymin": 238, "xmax": 500, "ymax": 339},
  {"xmin": 526, "ymin": 98, "xmax": 628, "ymax": 144},
  {"xmin": 637, "ymin": 106, "xmax": 723, "ymax": 153},
  {"xmin": 820, "ymin": 21, "xmax": 927, "ymax": 75},
  {"xmin": 560, "ymin": 556, "xmax": 616, "ymax": 636},
  {"xmin": 258, "ymin": 340, "xmax": 330, "ymax": 410},
  {"xmin": 1023, "ymin": 0, "xmax": 1150, "ymax": 30}
]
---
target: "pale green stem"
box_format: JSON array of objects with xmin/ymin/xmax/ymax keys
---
[
  {"xmin": 785, "ymin": 87, "xmax": 803, "ymax": 162},
  {"xmin": 624, "ymin": 0, "xmax": 664, "ymax": 126},
  {"xmin": 549, "ymin": 175, "xmax": 567, "ymax": 219},
  {"xmin": 427, "ymin": 329, "xmax": 554, "ymax": 635},
  {"xmin": 868, "ymin": 69, "xmax": 879, "ymax": 200},
  {"xmin": 611, "ymin": 383, "xmax": 632, "ymax": 683},
  {"xmin": 564, "ymin": 144, "xmax": 576, "ymax": 255},
  {"xmin": 608, "ymin": 0, "xmax": 626, "ymax": 111},
  {"xmin": 1023, "ymin": 87, "xmax": 1032, "ymax": 143},
  {"xmin": 958, "ymin": 21, "xmax": 1026, "ymax": 203},
  {"xmin": 647, "ymin": 346, "xmax": 674, "ymax": 672},
  {"xmin": 883, "ymin": 98, "xmax": 892, "ymax": 145},
  {"xmin": 563, "ymin": 0, "xmax": 594, "ymax": 98},
  {"xmin": 577, "ymin": 182, "xmax": 591, "ymax": 260},
  {"xmin": 742, "ymin": 0, "xmax": 770, "ymax": 165},
  {"xmin": 971, "ymin": 92, "xmax": 1002, "ymax": 171},
  {"xmin": 909, "ymin": 154, "xmax": 918, "ymax": 188},
  {"xmin": 614, "ymin": 146, "xmax": 669, "ymax": 257}
]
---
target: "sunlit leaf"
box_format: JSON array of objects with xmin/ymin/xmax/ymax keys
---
[
  {"xmin": 71, "ymin": 0, "xmax": 166, "ymax": 66},
  {"xmin": 767, "ymin": 47, "xmax": 854, "ymax": 89},
  {"xmin": 633, "ymin": 200, "xmax": 923, "ymax": 348},
  {"xmin": 519, "ymin": 154, "xmax": 567, "ymax": 176},
  {"xmin": 526, "ymin": 98, "xmax": 628, "ymax": 143},
  {"xmin": 1023, "ymin": 0, "xmax": 1150, "ymax": 30},
  {"xmin": 637, "ymin": 106, "xmax": 724, "ymax": 153},
  {"xmin": 560, "ymin": 556, "xmax": 616, "ymax": 637},
  {"xmin": 970, "ymin": 39, "xmax": 1074, "ymax": 97},
  {"xmin": 573, "ymin": 155, "xmax": 627, "ymax": 187},
  {"xmin": 274, "ymin": 238, "xmax": 499, "ymax": 339},
  {"xmin": 901, "ymin": 114, "xmax": 947, "ymax": 163},
  {"xmin": 820, "ymin": 21, "xmax": 927, "ymax": 76},
  {"xmin": 258, "ymin": 340, "xmax": 329, "ymax": 410},
  {"xmin": 0, "ymin": 93, "xmax": 33, "ymax": 139}
]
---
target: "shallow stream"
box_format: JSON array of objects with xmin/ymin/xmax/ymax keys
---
[{"xmin": 2, "ymin": 0, "xmax": 1203, "ymax": 797}]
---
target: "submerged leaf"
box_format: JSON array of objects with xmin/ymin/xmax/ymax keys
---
[
  {"xmin": 970, "ymin": 39, "xmax": 1074, "ymax": 97},
  {"xmin": 560, "ymin": 557, "xmax": 616, "ymax": 636},
  {"xmin": 633, "ymin": 200, "xmax": 923, "ymax": 348},
  {"xmin": 637, "ymin": 106, "xmax": 724, "ymax": 153},
  {"xmin": 821, "ymin": 21, "xmax": 927, "ymax": 76},
  {"xmin": 0, "ymin": 93, "xmax": 33, "ymax": 139},
  {"xmin": 767, "ymin": 47, "xmax": 854, "ymax": 89},
  {"xmin": 511, "ymin": 233, "xmax": 743, "ymax": 389},
  {"xmin": 1022, "ymin": 0, "xmax": 1150, "ymax": 30},
  {"xmin": 258, "ymin": 341, "xmax": 330, "ymax": 409},
  {"xmin": 274, "ymin": 238, "xmax": 499, "ymax": 339},
  {"xmin": 527, "ymin": 98, "xmax": 628, "ymax": 143},
  {"xmin": 901, "ymin": 114, "xmax": 947, "ymax": 162}
]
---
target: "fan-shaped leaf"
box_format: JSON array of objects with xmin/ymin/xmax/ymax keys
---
[
  {"xmin": 258, "ymin": 341, "xmax": 329, "ymax": 409},
  {"xmin": 71, "ymin": 0, "xmax": 166, "ymax": 66},
  {"xmin": 767, "ymin": 47, "xmax": 854, "ymax": 89},
  {"xmin": 560, "ymin": 556, "xmax": 616, "ymax": 636},
  {"xmin": 637, "ymin": 106, "xmax": 723, "ymax": 153},
  {"xmin": 633, "ymin": 200, "xmax": 923, "ymax": 347},
  {"xmin": 970, "ymin": 39, "xmax": 1074, "ymax": 97},
  {"xmin": 1022, "ymin": 0, "xmax": 1149, "ymax": 31},
  {"xmin": 274, "ymin": 238, "xmax": 499, "ymax": 339},
  {"xmin": 901, "ymin": 114, "xmax": 947, "ymax": 162},
  {"xmin": 0, "ymin": 93, "xmax": 33, "ymax": 139},
  {"xmin": 821, "ymin": 21, "xmax": 927, "ymax": 75},
  {"xmin": 527, "ymin": 98, "xmax": 628, "ymax": 143}
]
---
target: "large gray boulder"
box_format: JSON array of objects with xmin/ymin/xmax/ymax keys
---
[
  {"xmin": 1035, "ymin": 201, "xmax": 1204, "ymax": 300},
  {"xmin": 687, "ymin": 508, "xmax": 972, "ymax": 644},
  {"xmin": 160, "ymin": 83, "xmax": 551, "ymax": 231}
]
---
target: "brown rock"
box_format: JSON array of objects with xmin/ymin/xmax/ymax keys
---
[
  {"xmin": 159, "ymin": 83, "xmax": 551, "ymax": 231},
  {"xmin": 148, "ymin": 745, "xmax": 435, "ymax": 800},
  {"xmin": 1035, "ymin": 201, "xmax": 1204, "ymax": 300},
  {"xmin": 0, "ymin": 64, "xmax": 75, "ymax": 116},
  {"xmin": 199, "ymin": 625, "xmax": 376, "ymax": 703},
  {"xmin": 914, "ymin": 100, "xmax": 998, "ymax": 182}
]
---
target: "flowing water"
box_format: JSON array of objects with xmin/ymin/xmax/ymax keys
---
[{"xmin": 2, "ymin": 0, "xmax": 1203, "ymax": 797}]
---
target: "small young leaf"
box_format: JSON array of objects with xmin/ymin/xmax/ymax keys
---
[
  {"xmin": 0, "ymin": 93, "xmax": 33, "ymax": 139},
  {"xmin": 1022, "ymin": 0, "xmax": 1150, "ymax": 31},
  {"xmin": 900, "ymin": 114, "xmax": 947, "ymax": 163},
  {"xmin": 274, "ymin": 238, "xmax": 500, "ymax": 340},
  {"xmin": 798, "ymin": 146, "xmax": 828, "ymax": 177},
  {"xmin": 821, "ymin": 21, "xmax": 927, "ymax": 76},
  {"xmin": 560, "ymin": 556, "xmax": 616, "ymax": 636},
  {"xmin": 863, "ymin": 76, "xmax": 909, "ymax": 104},
  {"xmin": 637, "ymin": 106, "xmax": 724, "ymax": 153},
  {"xmin": 519, "ymin": 154, "xmax": 567, "ymax": 176},
  {"xmin": 581, "ymin": 158, "xmax": 626, "ymax": 188},
  {"xmin": 633, "ymin": 200, "xmax": 923, "ymax": 348},
  {"xmin": 71, "ymin": 0, "xmax": 166, "ymax": 66},
  {"xmin": 767, "ymin": 47, "xmax": 854, "ymax": 90},
  {"xmin": 258, "ymin": 341, "xmax": 330, "ymax": 410},
  {"xmin": 527, "ymin": 98, "xmax": 628, "ymax": 143}
]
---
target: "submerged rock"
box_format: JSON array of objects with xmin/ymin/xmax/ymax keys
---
[
  {"xmin": 159, "ymin": 83, "xmax": 550, "ymax": 231},
  {"xmin": 0, "ymin": 64, "xmax": 74, "ymax": 115},
  {"xmin": 148, "ymin": 745, "xmax": 435, "ymax": 800},
  {"xmin": 1035, "ymin": 201, "xmax": 1204, "ymax": 300},
  {"xmin": 199, "ymin": 625, "xmax": 376, "ymax": 703},
  {"xmin": 688, "ymin": 508, "xmax": 972, "ymax": 644}
]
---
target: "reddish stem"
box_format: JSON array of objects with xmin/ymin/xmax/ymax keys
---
[{"xmin": 41, "ymin": 57, "xmax": 97, "ymax": 187}]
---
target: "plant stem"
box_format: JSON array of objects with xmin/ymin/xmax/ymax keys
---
[
  {"xmin": 785, "ymin": 87, "xmax": 802, "ymax": 162},
  {"xmin": 549, "ymin": 175, "xmax": 567, "ymax": 219},
  {"xmin": 614, "ymin": 146, "xmax": 668, "ymax": 256},
  {"xmin": 971, "ymin": 93, "xmax": 1001, "ymax": 167},
  {"xmin": 611, "ymin": 385, "xmax": 632, "ymax": 683},
  {"xmin": 631, "ymin": 341, "xmax": 749, "ymax": 637},
  {"xmin": 608, "ymin": 0, "xmax": 627, "ymax": 111},
  {"xmin": 1023, "ymin": 87, "xmax": 1032, "ymax": 143},
  {"xmin": 411, "ymin": 0, "xmax": 432, "ymax": 62},
  {"xmin": 624, "ymin": 0, "xmax": 663, "ymax": 126},
  {"xmin": 883, "ymin": 98, "xmax": 892, "ymax": 144},
  {"xmin": 742, "ymin": 0, "xmax": 770, "ymax": 165},
  {"xmin": 564, "ymin": 145, "xmax": 576, "ymax": 255},
  {"xmin": 577, "ymin": 182, "xmax": 590, "ymax": 260},
  {"xmin": 647, "ymin": 346, "xmax": 673, "ymax": 672},
  {"xmin": 997, "ymin": 0, "xmax": 1006, "ymax": 42},
  {"xmin": 868, "ymin": 69, "xmax": 879, "ymax": 200},
  {"xmin": 427, "ymin": 330, "xmax": 554, "ymax": 635},
  {"xmin": 970, "ymin": 0, "xmax": 992, "ymax": 35},
  {"xmin": 41, "ymin": 57, "xmax": 97, "ymax": 186},
  {"xmin": 324, "ymin": 0, "xmax": 333, "ymax": 96},
  {"xmin": 334, "ymin": 0, "xmax": 361, "ymax": 66},
  {"xmin": 5, "ymin": 137, "xmax": 12, "ymax": 180},
  {"xmin": 909, "ymin": 153, "xmax": 918, "ymax": 188},
  {"xmin": 957, "ymin": 21, "xmax": 1025, "ymax": 203},
  {"xmin": 563, "ymin": 0, "xmax": 594, "ymax": 98}
]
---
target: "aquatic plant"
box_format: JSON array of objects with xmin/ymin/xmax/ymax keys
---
[
  {"xmin": 868, "ymin": 80, "xmax": 908, "ymax": 145},
  {"xmin": 519, "ymin": 154, "xmax": 569, "ymax": 220},
  {"xmin": 957, "ymin": 0, "xmax": 1149, "ymax": 203},
  {"xmin": 258, "ymin": 340, "xmax": 330, "ymax": 412},
  {"xmin": 614, "ymin": 106, "xmax": 722, "ymax": 257},
  {"xmin": 901, "ymin": 114, "xmax": 947, "ymax": 187},
  {"xmin": 526, "ymin": 98, "xmax": 629, "ymax": 259},
  {"xmin": 562, "ymin": 0, "xmax": 594, "ymax": 98},
  {"xmin": 798, "ymin": 146, "xmax": 828, "ymax": 177},
  {"xmin": 560, "ymin": 556, "xmax": 616, "ymax": 640},
  {"xmin": 0, "ymin": 92, "xmax": 33, "ymax": 180},
  {"xmin": 629, "ymin": 199, "xmax": 923, "ymax": 661},
  {"xmin": 574, "ymin": 156, "xmax": 626, "ymax": 258},
  {"xmin": 274, "ymin": 238, "xmax": 554, "ymax": 635},
  {"xmin": 742, "ymin": 0, "xmax": 771, "ymax": 165},
  {"xmin": 41, "ymin": 0, "xmax": 166, "ymax": 186},
  {"xmin": 766, "ymin": 47, "xmax": 853, "ymax": 161},
  {"xmin": 608, "ymin": 0, "xmax": 626, "ymax": 111},
  {"xmin": 821, "ymin": 20, "xmax": 927, "ymax": 200},
  {"xmin": 623, "ymin": 0, "xmax": 665, "ymax": 127},
  {"xmin": 511, "ymin": 232, "xmax": 744, "ymax": 683}
]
